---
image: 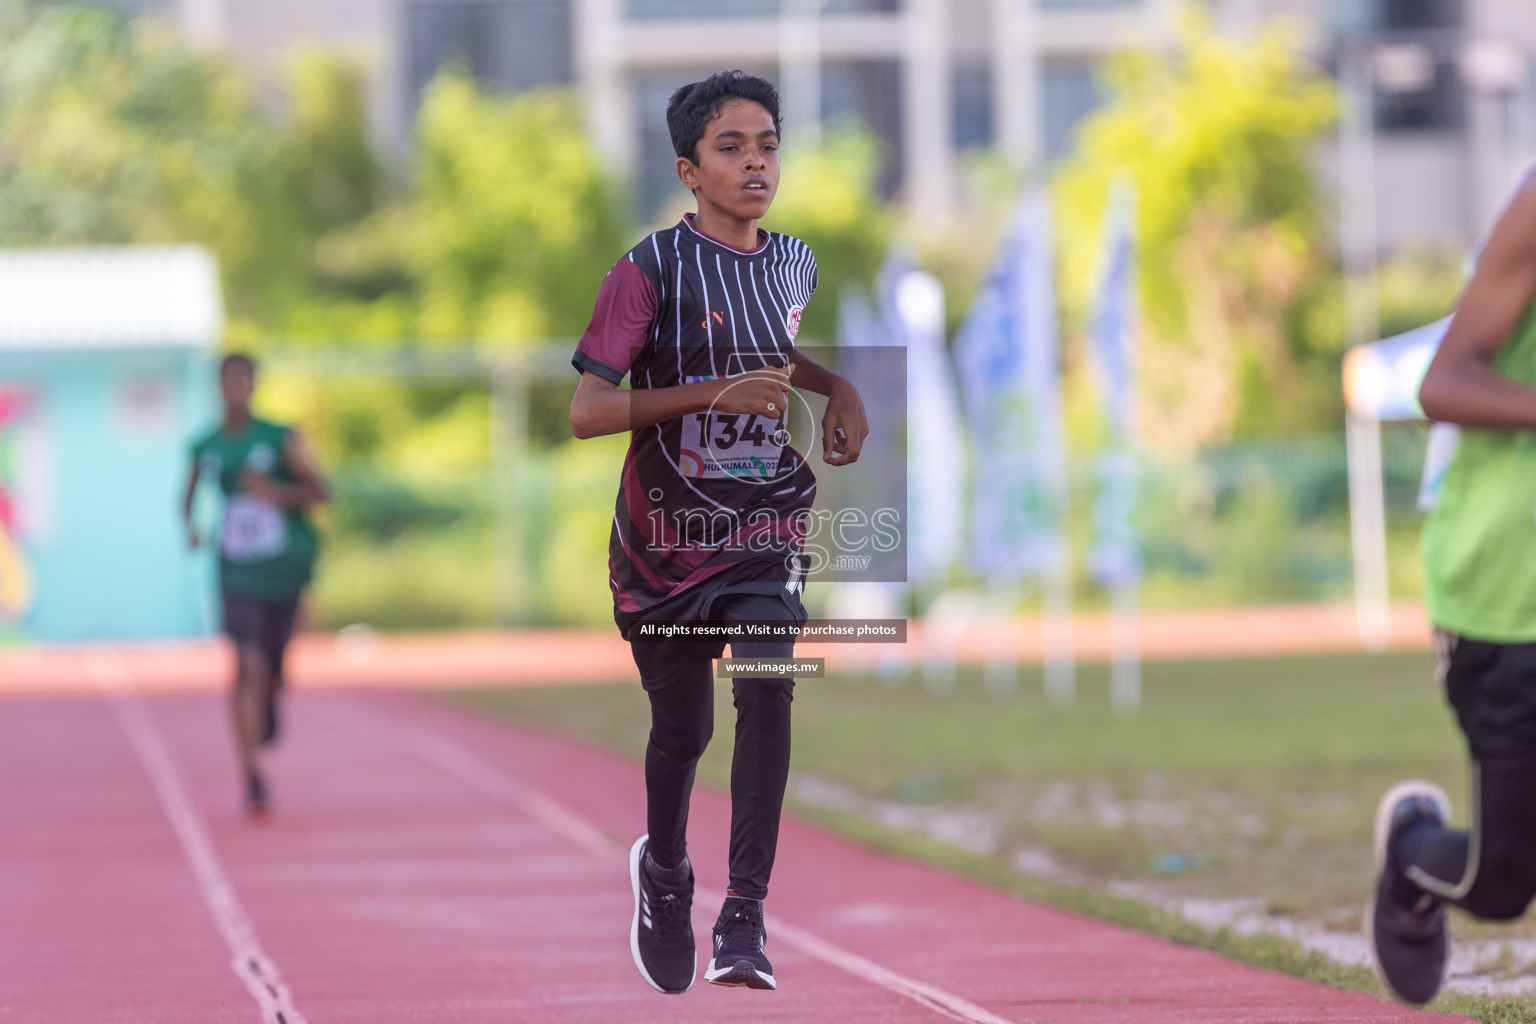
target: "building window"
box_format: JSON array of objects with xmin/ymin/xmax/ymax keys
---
[
  {"xmin": 1038, "ymin": 0, "xmax": 1138, "ymax": 10},
  {"xmin": 821, "ymin": 59, "xmax": 903, "ymax": 197},
  {"xmin": 1356, "ymin": 0, "xmax": 1466, "ymax": 133},
  {"xmin": 625, "ymin": 0, "xmax": 896, "ymax": 17},
  {"xmin": 1373, "ymin": 60, "xmax": 1465, "ymax": 132},
  {"xmin": 952, "ymin": 63, "xmax": 993, "ymax": 151},
  {"xmin": 1377, "ymin": 0, "xmax": 1463, "ymax": 30},
  {"xmin": 404, "ymin": 0, "xmax": 572, "ymax": 113},
  {"xmin": 1041, "ymin": 57, "xmax": 1103, "ymax": 161}
]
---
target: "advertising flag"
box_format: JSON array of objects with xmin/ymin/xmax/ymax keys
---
[
  {"xmin": 1088, "ymin": 184, "xmax": 1141, "ymax": 587},
  {"xmin": 879, "ymin": 254, "xmax": 963, "ymax": 585},
  {"xmin": 954, "ymin": 191, "xmax": 1066, "ymax": 582}
]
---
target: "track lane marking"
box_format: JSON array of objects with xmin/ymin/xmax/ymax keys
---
[
  {"xmin": 399, "ymin": 712, "xmax": 1021, "ymax": 1024},
  {"xmin": 108, "ymin": 691, "xmax": 309, "ymax": 1024}
]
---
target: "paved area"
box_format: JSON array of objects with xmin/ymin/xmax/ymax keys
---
[{"xmin": 0, "ymin": 685, "xmax": 1463, "ymax": 1023}]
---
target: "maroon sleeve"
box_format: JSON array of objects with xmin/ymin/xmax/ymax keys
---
[{"xmin": 571, "ymin": 259, "xmax": 657, "ymax": 385}]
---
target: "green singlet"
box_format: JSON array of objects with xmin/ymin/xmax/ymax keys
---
[
  {"xmin": 1423, "ymin": 301, "xmax": 1536, "ymax": 642},
  {"xmin": 191, "ymin": 417, "xmax": 318, "ymax": 602}
]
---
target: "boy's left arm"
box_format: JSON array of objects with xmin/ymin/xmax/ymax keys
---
[
  {"xmin": 241, "ymin": 430, "xmax": 331, "ymax": 508},
  {"xmin": 789, "ymin": 353, "xmax": 868, "ymax": 465}
]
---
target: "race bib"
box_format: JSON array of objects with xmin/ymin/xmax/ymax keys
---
[
  {"xmin": 221, "ymin": 493, "xmax": 287, "ymax": 563},
  {"xmin": 679, "ymin": 375, "xmax": 786, "ymax": 480}
]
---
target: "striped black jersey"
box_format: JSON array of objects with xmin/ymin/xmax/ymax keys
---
[{"xmin": 572, "ymin": 215, "xmax": 819, "ymax": 630}]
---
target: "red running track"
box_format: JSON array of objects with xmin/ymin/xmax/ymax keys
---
[{"xmin": 0, "ymin": 688, "xmax": 1465, "ymax": 1024}]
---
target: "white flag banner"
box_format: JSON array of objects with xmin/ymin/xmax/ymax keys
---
[
  {"xmin": 954, "ymin": 191, "xmax": 1067, "ymax": 583},
  {"xmin": 880, "ymin": 255, "xmax": 963, "ymax": 585}
]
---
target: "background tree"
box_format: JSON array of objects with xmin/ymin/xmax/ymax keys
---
[{"xmin": 1053, "ymin": 11, "xmax": 1338, "ymax": 453}]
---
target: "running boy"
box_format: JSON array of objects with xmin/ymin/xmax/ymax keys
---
[
  {"xmin": 1364, "ymin": 173, "xmax": 1536, "ymax": 1004},
  {"xmin": 186, "ymin": 354, "xmax": 328, "ymax": 818},
  {"xmin": 569, "ymin": 70, "xmax": 868, "ymax": 994}
]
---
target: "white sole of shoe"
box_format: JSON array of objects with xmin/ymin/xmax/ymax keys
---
[
  {"xmin": 705, "ymin": 959, "xmax": 776, "ymax": 990},
  {"xmin": 1372, "ymin": 780, "xmax": 1451, "ymax": 878}
]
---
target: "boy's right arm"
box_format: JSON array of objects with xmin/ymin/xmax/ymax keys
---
[
  {"xmin": 570, "ymin": 367, "xmax": 792, "ymax": 439},
  {"xmin": 183, "ymin": 458, "xmax": 202, "ymax": 549},
  {"xmin": 1419, "ymin": 182, "xmax": 1536, "ymax": 428}
]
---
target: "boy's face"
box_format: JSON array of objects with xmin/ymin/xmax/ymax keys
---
[
  {"xmin": 220, "ymin": 363, "xmax": 254, "ymax": 414},
  {"xmin": 677, "ymin": 99, "xmax": 780, "ymax": 222}
]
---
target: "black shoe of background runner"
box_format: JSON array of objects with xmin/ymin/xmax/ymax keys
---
[
  {"xmin": 1363, "ymin": 780, "xmax": 1452, "ymax": 1005},
  {"xmin": 706, "ymin": 894, "xmax": 775, "ymax": 990},
  {"xmin": 244, "ymin": 769, "xmax": 270, "ymax": 821},
  {"xmin": 629, "ymin": 835, "xmax": 696, "ymax": 994}
]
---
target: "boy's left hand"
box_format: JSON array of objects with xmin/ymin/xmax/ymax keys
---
[{"xmin": 821, "ymin": 378, "xmax": 868, "ymax": 465}]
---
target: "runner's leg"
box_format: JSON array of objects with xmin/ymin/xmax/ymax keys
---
[
  {"xmin": 636, "ymin": 641, "xmax": 720, "ymax": 869},
  {"xmin": 258, "ymin": 597, "xmax": 299, "ymax": 745},
  {"xmin": 222, "ymin": 592, "xmax": 273, "ymax": 792},
  {"xmin": 1400, "ymin": 636, "xmax": 1536, "ymax": 920},
  {"xmin": 1401, "ymin": 759, "xmax": 1536, "ymax": 920},
  {"xmin": 719, "ymin": 592, "xmax": 798, "ymax": 900}
]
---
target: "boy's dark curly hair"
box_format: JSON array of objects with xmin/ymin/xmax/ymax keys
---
[{"xmin": 667, "ymin": 70, "xmax": 782, "ymax": 165}]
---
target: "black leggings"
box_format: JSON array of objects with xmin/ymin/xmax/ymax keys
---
[
  {"xmin": 1401, "ymin": 636, "xmax": 1536, "ymax": 921},
  {"xmin": 632, "ymin": 592, "xmax": 797, "ymax": 901}
]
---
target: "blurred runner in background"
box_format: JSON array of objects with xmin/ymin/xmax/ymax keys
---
[
  {"xmin": 185, "ymin": 353, "xmax": 328, "ymax": 819},
  {"xmin": 1364, "ymin": 171, "xmax": 1536, "ymax": 1005}
]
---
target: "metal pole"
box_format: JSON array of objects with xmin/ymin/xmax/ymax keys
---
[
  {"xmin": 1340, "ymin": 40, "xmax": 1391, "ymax": 650},
  {"xmin": 779, "ymin": 0, "xmax": 828, "ymax": 151},
  {"xmin": 488, "ymin": 366, "xmax": 530, "ymax": 627},
  {"xmin": 982, "ymin": 580, "xmax": 1020, "ymax": 699},
  {"xmin": 1346, "ymin": 411, "xmax": 1392, "ymax": 650},
  {"xmin": 1042, "ymin": 546, "xmax": 1076, "ymax": 706},
  {"xmin": 1109, "ymin": 576, "xmax": 1141, "ymax": 715}
]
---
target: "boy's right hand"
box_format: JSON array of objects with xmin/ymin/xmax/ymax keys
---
[{"xmin": 710, "ymin": 363, "xmax": 794, "ymax": 418}]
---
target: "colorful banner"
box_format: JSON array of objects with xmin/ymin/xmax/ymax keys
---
[
  {"xmin": 0, "ymin": 386, "xmax": 36, "ymax": 624},
  {"xmin": 954, "ymin": 190, "xmax": 1067, "ymax": 582},
  {"xmin": 1088, "ymin": 184, "xmax": 1142, "ymax": 587}
]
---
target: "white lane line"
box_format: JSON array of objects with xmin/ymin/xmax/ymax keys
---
[
  {"xmin": 397, "ymin": 718, "xmax": 1019, "ymax": 1024},
  {"xmin": 766, "ymin": 912, "xmax": 1017, "ymax": 1024},
  {"xmin": 410, "ymin": 731, "xmax": 615, "ymax": 858},
  {"xmin": 109, "ymin": 693, "xmax": 309, "ymax": 1024}
]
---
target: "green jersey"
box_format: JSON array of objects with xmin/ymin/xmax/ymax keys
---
[
  {"xmin": 191, "ymin": 417, "xmax": 318, "ymax": 601},
  {"xmin": 1422, "ymin": 302, "xmax": 1536, "ymax": 642}
]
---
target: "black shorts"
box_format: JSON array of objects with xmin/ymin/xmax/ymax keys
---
[
  {"xmin": 630, "ymin": 585, "xmax": 806, "ymax": 692},
  {"xmin": 617, "ymin": 576, "xmax": 808, "ymax": 643},
  {"xmin": 222, "ymin": 590, "xmax": 299, "ymax": 681},
  {"xmin": 1439, "ymin": 630, "xmax": 1536, "ymax": 764}
]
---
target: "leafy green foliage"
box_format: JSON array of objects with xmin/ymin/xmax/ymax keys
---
[
  {"xmin": 405, "ymin": 76, "xmax": 630, "ymax": 344},
  {"xmin": 1053, "ymin": 10, "xmax": 1339, "ymax": 452}
]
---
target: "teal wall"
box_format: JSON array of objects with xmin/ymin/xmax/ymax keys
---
[{"xmin": 0, "ymin": 347, "xmax": 215, "ymax": 642}]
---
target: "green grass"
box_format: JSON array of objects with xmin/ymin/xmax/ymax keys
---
[{"xmin": 445, "ymin": 652, "xmax": 1536, "ymax": 1021}]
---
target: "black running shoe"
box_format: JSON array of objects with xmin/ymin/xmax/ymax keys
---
[
  {"xmin": 1363, "ymin": 780, "xmax": 1452, "ymax": 1005},
  {"xmin": 628, "ymin": 835, "xmax": 696, "ymax": 994},
  {"xmin": 706, "ymin": 895, "xmax": 775, "ymax": 990},
  {"xmin": 244, "ymin": 769, "xmax": 270, "ymax": 821}
]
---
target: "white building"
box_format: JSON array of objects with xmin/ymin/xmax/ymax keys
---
[{"xmin": 159, "ymin": 0, "xmax": 1536, "ymax": 249}]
